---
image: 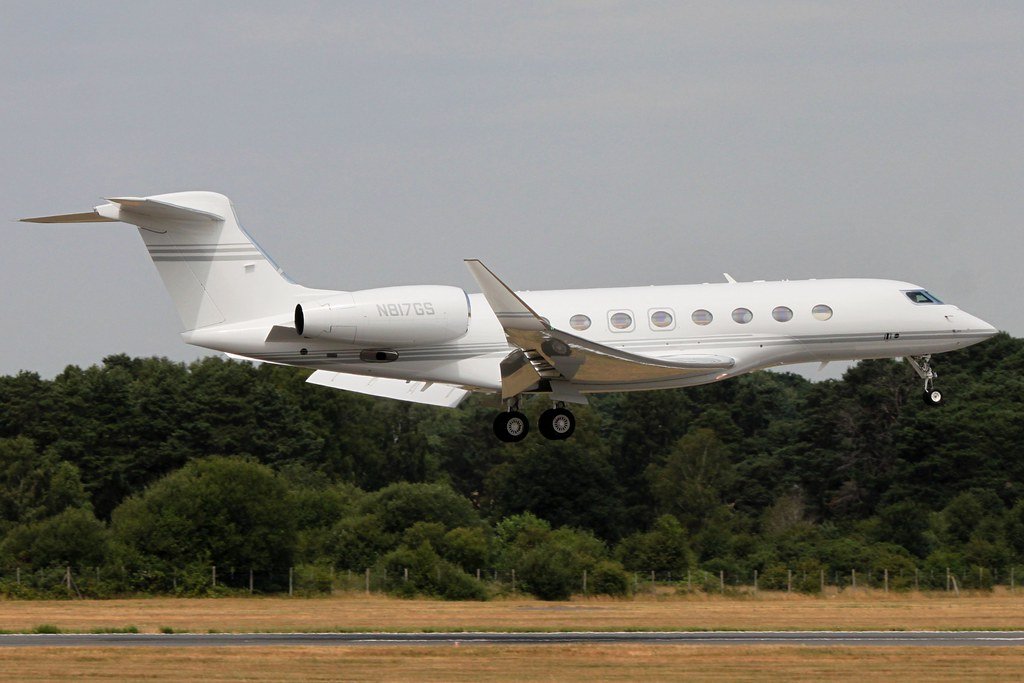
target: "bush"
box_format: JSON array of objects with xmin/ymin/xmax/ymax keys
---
[
  {"xmin": 0, "ymin": 508, "xmax": 109, "ymax": 568},
  {"xmin": 380, "ymin": 542, "xmax": 486, "ymax": 601},
  {"xmin": 589, "ymin": 560, "xmax": 629, "ymax": 596},
  {"xmin": 519, "ymin": 544, "xmax": 578, "ymax": 600}
]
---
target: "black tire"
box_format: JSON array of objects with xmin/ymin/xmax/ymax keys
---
[
  {"xmin": 494, "ymin": 411, "xmax": 530, "ymax": 442},
  {"xmin": 923, "ymin": 389, "xmax": 943, "ymax": 406},
  {"xmin": 539, "ymin": 407, "xmax": 575, "ymax": 440}
]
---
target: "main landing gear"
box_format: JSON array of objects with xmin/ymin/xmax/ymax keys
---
[
  {"xmin": 906, "ymin": 355, "xmax": 943, "ymax": 406},
  {"xmin": 493, "ymin": 400, "xmax": 576, "ymax": 442}
]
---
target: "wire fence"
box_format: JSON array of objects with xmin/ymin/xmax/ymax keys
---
[{"xmin": 1, "ymin": 563, "xmax": 1022, "ymax": 599}]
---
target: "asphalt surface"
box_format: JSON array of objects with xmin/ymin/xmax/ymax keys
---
[{"xmin": 2, "ymin": 631, "xmax": 1024, "ymax": 647}]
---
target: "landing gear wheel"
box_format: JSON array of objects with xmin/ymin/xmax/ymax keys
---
[
  {"xmin": 923, "ymin": 389, "xmax": 943, "ymax": 406},
  {"xmin": 494, "ymin": 411, "xmax": 530, "ymax": 442},
  {"xmin": 539, "ymin": 407, "xmax": 576, "ymax": 440}
]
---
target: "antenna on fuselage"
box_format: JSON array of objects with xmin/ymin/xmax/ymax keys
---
[{"xmin": 723, "ymin": 273, "xmax": 738, "ymax": 284}]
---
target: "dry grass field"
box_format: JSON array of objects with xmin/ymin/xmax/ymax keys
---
[
  {"xmin": 3, "ymin": 593, "xmax": 1024, "ymax": 681},
  {"xmin": 1, "ymin": 590, "xmax": 1023, "ymax": 634},
  {"xmin": 1, "ymin": 644, "xmax": 1023, "ymax": 681}
]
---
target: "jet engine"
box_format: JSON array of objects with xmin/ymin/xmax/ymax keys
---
[{"xmin": 295, "ymin": 285, "xmax": 470, "ymax": 346}]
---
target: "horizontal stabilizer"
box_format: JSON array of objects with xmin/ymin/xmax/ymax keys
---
[
  {"xmin": 306, "ymin": 370, "xmax": 469, "ymax": 408},
  {"xmin": 20, "ymin": 211, "xmax": 116, "ymax": 223},
  {"xmin": 21, "ymin": 195, "xmax": 225, "ymax": 225},
  {"xmin": 106, "ymin": 197, "xmax": 225, "ymax": 222}
]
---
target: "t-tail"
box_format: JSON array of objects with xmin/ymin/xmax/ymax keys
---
[{"xmin": 22, "ymin": 191, "xmax": 313, "ymax": 331}]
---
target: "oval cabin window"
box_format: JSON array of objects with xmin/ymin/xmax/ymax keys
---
[
  {"xmin": 569, "ymin": 314, "xmax": 591, "ymax": 331},
  {"xmin": 691, "ymin": 309, "xmax": 713, "ymax": 325},
  {"xmin": 609, "ymin": 311, "xmax": 633, "ymax": 330},
  {"xmin": 772, "ymin": 306, "xmax": 793, "ymax": 322},
  {"xmin": 650, "ymin": 310, "xmax": 673, "ymax": 328},
  {"xmin": 812, "ymin": 304, "xmax": 833, "ymax": 321},
  {"xmin": 732, "ymin": 308, "xmax": 753, "ymax": 324}
]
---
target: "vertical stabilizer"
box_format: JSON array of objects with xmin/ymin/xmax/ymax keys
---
[{"xmin": 23, "ymin": 191, "xmax": 311, "ymax": 331}]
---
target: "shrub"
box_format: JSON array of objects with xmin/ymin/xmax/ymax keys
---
[{"xmin": 589, "ymin": 560, "xmax": 630, "ymax": 596}]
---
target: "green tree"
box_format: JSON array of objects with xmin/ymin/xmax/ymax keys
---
[
  {"xmin": 646, "ymin": 428, "xmax": 734, "ymax": 530},
  {"xmin": 110, "ymin": 457, "xmax": 295, "ymax": 571},
  {"xmin": 0, "ymin": 507, "xmax": 109, "ymax": 568},
  {"xmin": 0, "ymin": 437, "xmax": 89, "ymax": 533}
]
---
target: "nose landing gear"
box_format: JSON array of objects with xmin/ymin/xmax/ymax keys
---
[{"xmin": 906, "ymin": 355, "xmax": 943, "ymax": 406}]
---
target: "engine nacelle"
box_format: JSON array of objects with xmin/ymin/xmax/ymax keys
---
[{"xmin": 295, "ymin": 285, "xmax": 470, "ymax": 346}]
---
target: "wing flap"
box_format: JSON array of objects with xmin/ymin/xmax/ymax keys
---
[{"xmin": 306, "ymin": 370, "xmax": 469, "ymax": 408}]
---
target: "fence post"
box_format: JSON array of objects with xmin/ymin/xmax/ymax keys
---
[
  {"xmin": 289, "ymin": 567, "xmax": 294, "ymax": 597},
  {"xmin": 65, "ymin": 566, "xmax": 72, "ymax": 592},
  {"xmin": 365, "ymin": 568, "xmax": 370, "ymax": 595},
  {"xmin": 787, "ymin": 569, "xmax": 792, "ymax": 594},
  {"xmin": 16, "ymin": 567, "xmax": 20, "ymax": 585},
  {"xmin": 405, "ymin": 568, "xmax": 409, "ymax": 582},
  {"xmin": 212, "ymin": 565, "xmax": 217, "ymax": 588},
  {"xmin": 884, "ymin": 568, "xmax": 888, "ymax": 593},
  {"xmin": 851, "ymin": 569, "xmax": 856, "ymax": 591},
  {"xmin": 650, "ymin": 570, "xmax": 655, "ymax": 585},
  {"xmin": 719, "ymin": 570, "xmax": 724, "ymax": 594},
  {"xmin": 754, "ymin": 569, "xmax": 758, "ymax": 594},
  {"xmin": 979, "ymin": 566, "xmax": 984, "ymax": 589},
  {"xmin": 249, "ymin": 568, "xmax": 254, "ymax": 594},
  {"xmin": 476, "ymin": 568, "xmax": 480, "ymax": 581},
  {"xmin": 583, "ymin": 569, "xmax": 588, "ymax": 596},
  {"xmin": 946, "ymin": 567, "xmax": 951, "ymax": 592}
]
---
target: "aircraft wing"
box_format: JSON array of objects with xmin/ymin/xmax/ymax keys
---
[
  {"xmin": 226, "ymin": 353, "xmax": 470, "ymax": 407},
  {"xmin": 305, "ymin": 370, "xmax": 469, "ymax": 408},
  {"xmin": 465, "ymin": 260, "xmax": 734, "ymax": 400}
]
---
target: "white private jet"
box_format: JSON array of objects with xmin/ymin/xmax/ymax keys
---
[{"xmin": 23, "ymin": 191, "xmax": 997, "ymax": 442}]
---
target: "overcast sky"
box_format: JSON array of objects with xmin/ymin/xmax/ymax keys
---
[{"xmin": 2, "ymin": 2, "xmax": 1022, "ymax": 378}]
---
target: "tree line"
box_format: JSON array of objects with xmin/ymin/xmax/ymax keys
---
[{"xmin": 1, "ymin": 333, "xmax": 1023, "ymax": 599}]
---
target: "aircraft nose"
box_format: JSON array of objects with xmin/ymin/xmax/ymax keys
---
[{"xmin": 955, "ymin": 312, "xmax": 998, "ymax": 338}]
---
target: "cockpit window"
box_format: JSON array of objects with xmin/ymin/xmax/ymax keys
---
[{"xmin": 905, "ymin": 290, "xmax": 943, "ymax": 305}]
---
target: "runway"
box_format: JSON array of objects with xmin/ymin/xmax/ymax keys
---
[{"xmin": 3, "ymin": 631, "xmax": 1024, "ymax": 647}]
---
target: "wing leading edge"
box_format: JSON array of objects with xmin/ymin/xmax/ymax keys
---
[{"xmin": 464, "ymin": 260, "xmax": 734, "ymax": 401}]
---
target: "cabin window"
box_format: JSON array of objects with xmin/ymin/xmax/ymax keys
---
[
  {"xmin": 812, "ymin": 304, "xmax": 833, "ymax": 321},
  {"xmin": 569, "ymin": 314, "xmax": 591, "ymax": 331},
  {"xmin": 649, "ymin": 309, "xmax": 674, "ymax": 329},
  {"xmin": 691, "ymin": 309, "xmax": 713, "ymax": 326},
  {"xmin": 608, "ymin": 311, "xmax": 634, "ymax": 332},
  {"xmin": 772, "ymin": 306, "xmax": 793, "ymax": 322},
  {"xmin": 904, "ymin": 290, "xmax": 943, "ymax": 304},
  {"xmin": 732, "ymin": 308, "xmax": 753, "ymax": 324}
]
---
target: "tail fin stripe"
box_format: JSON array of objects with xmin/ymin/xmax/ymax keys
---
[{"xmin": 151, "ymin": 254, "xmax": 263, "ymax": 262}]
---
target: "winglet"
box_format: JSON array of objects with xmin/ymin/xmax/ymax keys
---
[{"xmin": 464, "ymin": 259, "xmax": 548, "ymax": 331}]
